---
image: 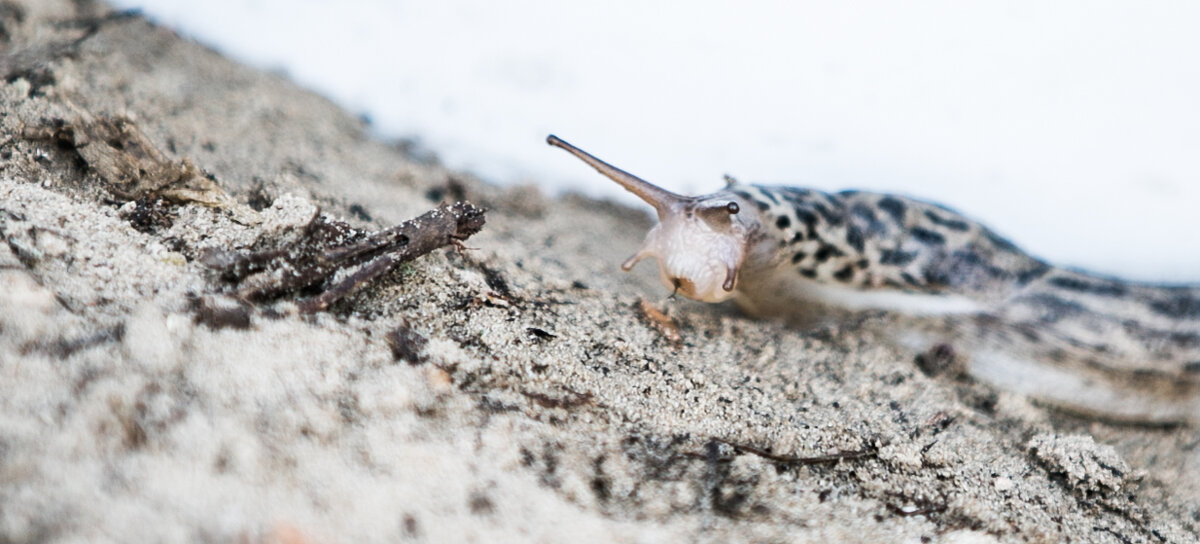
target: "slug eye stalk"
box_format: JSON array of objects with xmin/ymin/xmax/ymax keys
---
[{"xmin": 546, "ymin": 135, "xmax": 693, "ymax": 220}]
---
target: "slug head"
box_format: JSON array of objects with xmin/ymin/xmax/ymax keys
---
[{"xmin": 547, "ymin": 135, "xmax": 754, "ymax": 302}]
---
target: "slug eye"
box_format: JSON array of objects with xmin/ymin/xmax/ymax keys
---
[{"xmin": 695, "ymin": 201, "xmax": 740, "ymax": 226}]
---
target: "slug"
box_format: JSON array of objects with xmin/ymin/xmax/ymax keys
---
[{"xmin": 547, "ymin": 134, "xmax": 1200, "ymax": 424}]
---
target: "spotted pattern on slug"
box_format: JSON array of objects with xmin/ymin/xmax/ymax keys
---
[
  {"xmin": 547, "ymin": 134, "xmax": 1200, "ymax": 423},
  {"xmin": 729, "ymin": 182, "xmax": 1200, "ymax": 395},
  {"xmin": 730, "ymin": 184, "xmax": 1049, "ymax": 301}
]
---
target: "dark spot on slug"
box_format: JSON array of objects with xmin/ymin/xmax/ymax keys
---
[
  {"xmin": 814, "ymin": 245, "xmax": 843, "ymax": 262},
  {"xmin": 733, "ymin": 190, "xmax": 770, "ymax": 212},
  {"xmin": 916, "ymin": 249, "xmax": 1004, "ymax": 289},
  {"xmin": 878, "ymin": 197, "xmax": 907, "ymax": 224},
  {"xmin": 879, "ymin": 249, "xmax": 917, "ymax": 266},
  {"xmin": 900, "ymin": 271, "xmax": 919, "ymax": 285},
  {"xmin": 1016, "ymin": 263, "xmax": 1051, "ymax": 285},
  {"xmin": 850, "ymin": 203, "xmax": 878, "ymax": 224},
  {"xmin": 982, "ymin": 229, "xmax": 1020, "ymax": 252},
  {"xmin": 1168, "ymin": 332, "xmax": 1200, "ymax": 348},
  {"xmin": 1184, "ymin": 361, "xmax": 1200, "ymax": 374},
  {"xmin": 813, "ymin": 202, "xmax": 842, "ymax": 226},
  {"xmin": 909, "ymin": 227, "xmax": 945, "ymax": 245},
  {"xmin": 949, "ymin": 249, "xmax": 986, "ymax": 267},
  {"xmin": 1150, "ymin": 295, "xmax": 1200, "ymax": 319},
  {"xmin": 790, "ymin": 231, "xmax": 805, "ymax": 244},
  {"xmin": 834, "ymin": 265, "xmax": 855, "ymax": 282},
  {"xmin": 796, "ymin": 208, "xmax": 819, "ymax": 237},
  {"xmin": 761, "ymin": 189, "xmax": 780, "ymax": 205},
  {"xmin": 923, "ymin": 210, "xmax": 970, "ymax": 231},
  {"xmin": 800, "ymin": 268, "xmax": 818, "ymax": 279},
  {"xmin": 791, "ymin": 251, "xmax": 807, "ymax": 264},
  {"xmin": 846, "ymin": 226, "xmax": 865, "ymax": 253},
  {"xmin": 777, "ymin": 187, "xmax": 813, "ymax": 203},
  {"xmin": 850, "ymin": 202, "xmax": 888, "ymax": 236},
  {"xmin": 775, "ymin": 215, "xmax": 791, "ymax": 229},
  {"xmin": 1024, "ymin": 293, "xmax": 1087, "ymax": 319},
  {"xmin": 923, "ymin": 268, "xmax": 951, "ymax": 287},
  {"xmin": 1047, "ymin": 276, "xmax": 1127, "ymax": 298}
]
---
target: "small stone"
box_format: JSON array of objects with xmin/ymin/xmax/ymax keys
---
[{"xmin": 1027, "ymin": 433, "xmax": 1131, "ymax": 495}]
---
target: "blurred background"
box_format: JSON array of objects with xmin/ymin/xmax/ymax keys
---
[{"xmin": 110, "ymin": 0, "xmax": 1200, "ymax": 282}]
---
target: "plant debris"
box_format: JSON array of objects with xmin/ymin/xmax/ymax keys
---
[
  {"xmin": 202, "ymin": 202, "xmax": 486, "ymax": 313},
  {"xmin": 193, "ymin": 294, "xmax": 253, "ymax": 330},
  {"xmin": 387, "ymin": 320, "xmax": 429, "ymax": 364},
  {"xmin": 521, "ymin": 388, "xmax": 594, "ymax": 410},
  {"xmin": 635, "ymin": 299, "xmax": 682, "ymax": 346},
  {"xmin": 117, "ymin": 197, "xmax": 174, "ymax": 233},
  {"xmin": 525, "ymin": 327, "xmax": 556, "ymax": 341},
  {"xmin": 914, "ymin": 343, "xmax": 964, "ymax": 378},
  {"xmin": 21, "ymin": 102, "xmax": 257, "ymax": 222}
]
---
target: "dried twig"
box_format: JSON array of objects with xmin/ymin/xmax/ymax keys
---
[
  {"xmin": 21, "ymin": 104, "xmax": 257, "ymax": 222},
  {"xmin": 521, "ymin": 388, "xmax": 594, "ymax": 410},
  {"xmin": 203, "ymin": 202, "xmax": 486, "ymax": 313}
]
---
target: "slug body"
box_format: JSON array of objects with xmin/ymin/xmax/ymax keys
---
[{"xmin": 548, "ymin": 134, "xmax": 1200, "ymax": 424}]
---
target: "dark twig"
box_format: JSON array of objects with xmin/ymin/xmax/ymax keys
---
[
  {"xmin": 521, "ymin": 388, "xmax": 594, "ymax": 410},
  {"xmin": 296, "ymin": 252, "xmax": 403, "ymax": 313},
  {"xmin": 204, "ymin": 202, "xmax": 485, "ymax": 313}
]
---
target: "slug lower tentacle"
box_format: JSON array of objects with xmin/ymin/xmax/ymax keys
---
[{"xmin": 548, "ymin": 134, "xmax": 1200, "ymax": 424}]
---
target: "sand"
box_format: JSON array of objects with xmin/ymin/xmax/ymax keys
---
[{"xmin": 1, "ymin": 2, "xmax": 1197, "ymax": 543}]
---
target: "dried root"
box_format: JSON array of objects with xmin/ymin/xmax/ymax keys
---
[{"xmin": 202, "ymin": 202, "xmax": 486, "ymax": 313}]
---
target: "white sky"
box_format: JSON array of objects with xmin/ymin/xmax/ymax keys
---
[{"xmin": 113, "ymin": 0, "xmax": 1200, "ymax": 282}]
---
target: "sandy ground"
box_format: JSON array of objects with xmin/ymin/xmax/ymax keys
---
[{"xmin": 1, "ymin": 2, "xmax": 1197, "ymax": 543}]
